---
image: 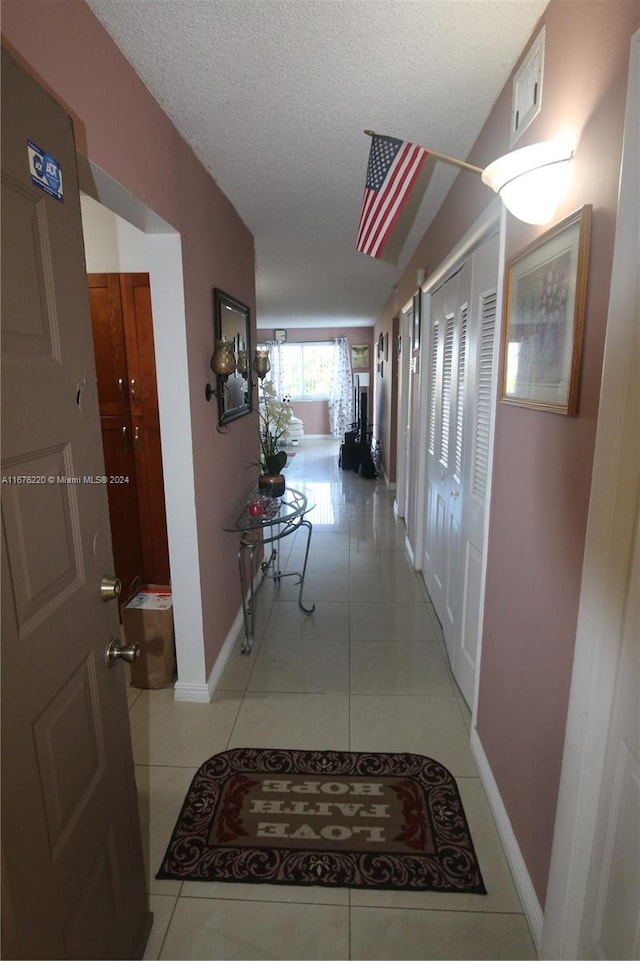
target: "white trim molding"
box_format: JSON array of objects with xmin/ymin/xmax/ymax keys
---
[
  {"xmin": 471, "ymin": 729, "xmax": 544, "ymax": 947},
  {"xmin": 174, "ymin": 569, "xmax": 265, "ymax": 702}
]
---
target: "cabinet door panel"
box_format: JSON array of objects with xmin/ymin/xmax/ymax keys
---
[
  {"xmin": 121, "ymin": 274, "xmax": 158, "ymax": 416},
  {"xmin": 88, "ymin": 274, "xmax": 129, "ymax": 416},
  {"xmin": 132, "ymin": 416, "xmax": 170, "ymax": 585},
  {"xmin": 100, "ymin": 416, "xmax": 144, "ymax": 599}
]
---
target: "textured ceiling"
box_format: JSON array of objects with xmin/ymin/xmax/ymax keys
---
[{"xmin": 86, "ymin": 0, "xmax": 547, "ymax": 328}]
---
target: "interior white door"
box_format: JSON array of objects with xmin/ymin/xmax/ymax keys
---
[
  {"xmin": 422, "ymin": 232, "xmax": 499, "ymax": 701},
  {"xmin": 406, "ymin": 302, "xmax": 422, "ymax": 553},
  {"xmin": 395, "ymin": 300, "xmax": 412, "ymax": 521},
  {"xmin": 423, "ymin": 263, "xmax": 470, "ymax": 662},
  {"xmin": 423, "ymin": 278, "xmax": 446, "ymax": 619},
  {"xmin": 454, "ymin": 233, "xmax": 500, "ymax": 704},
  {"xmin": 578, "ymin": 508, "xmax": 639, "ymax": 960}
]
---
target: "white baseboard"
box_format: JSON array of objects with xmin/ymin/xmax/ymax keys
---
[
  {"xmin": 172, "ymin": 680, "xmax": 216, "ymax": 703},
  {"xmin": 470, "ymin": 728, "xmax": 544, "ymax": 948},
  {"xmin": 405, "ymin": 536, "xmax": 415, "ymax": 566},
  {"xmin": 174, "ymin": 571, "xmax": 262, "ymax": 702}
]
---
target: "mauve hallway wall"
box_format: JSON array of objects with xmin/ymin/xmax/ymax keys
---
[
  {"xmin": 376, "ymin": 0, "xmax": 639, "ymax": 909},
  {"xmin": 1, "ymin": 0, "xmax": 258, "ymax": 681}
]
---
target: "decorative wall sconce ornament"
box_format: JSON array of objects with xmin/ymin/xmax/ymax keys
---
[
  {"xmin": 205, "ymin": 338, "xmax": 237, "ymax": 406},
  {"xmin": 211, "ymin": 338, "xmax": 237, "ymax": 377},
  {"xmin": 253, "ymin": 347, "xmax": 271, "ymax": 380}
]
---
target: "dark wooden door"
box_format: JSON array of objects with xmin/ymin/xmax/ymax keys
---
[
  {"xmin": 89, "ymin": 272, "xmax": 170, "ymax": 589},
  {"xmin": 119, "ymin": 273, "xmax": 158, "ymax": 417},
  {"xmin": 132, "ymin": 415, "xmax": 170, "ymax": 585},
  {"xmin": 87, "ymin": 273, "xmax": 130, "ymax": 417},
  {"xmin": 100, "ymin": 417, "xmax": 144, "ymax": 600},
  {"xmin": 1, "ymin": 49, "xmax": 150, "ymax": 959}
]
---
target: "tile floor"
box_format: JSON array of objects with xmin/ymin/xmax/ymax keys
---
[{"xmin": 128, "ymin": 437, "xmax": 537, "ymax": 960}]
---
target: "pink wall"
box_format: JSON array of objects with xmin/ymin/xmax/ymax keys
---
[
  {"xmin": 1, "ymin": 0, "xmax": 258, "ymax": 677},
  {"xmin": 377, "ymin": 0, "xmax": 639, "ymax": 904},
  {"xmin": 477, "ymin": 0, "xmax": 639, "ymax": 903}
]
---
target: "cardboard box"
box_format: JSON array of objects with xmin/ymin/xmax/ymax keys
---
[{"xmin": 122, "ymin": 585, "xmax": 176, "ymax": 689}]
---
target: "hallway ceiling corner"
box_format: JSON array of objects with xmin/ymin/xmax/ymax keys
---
[{"xmin": 85, "ymin": 0, "xmax": 548, "ymax": 330}]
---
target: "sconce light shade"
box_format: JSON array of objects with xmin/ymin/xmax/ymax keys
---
[
  {"xmin": 481, "ymin": 140, "xmax": 573, "ymax": 225},
  {"xmin": 210, "ymin": 338, "xmax": 236, "ymax": 378},
  {"xmin": 253, "ymin": 347, "xmax": 271, "ymax": 380}
]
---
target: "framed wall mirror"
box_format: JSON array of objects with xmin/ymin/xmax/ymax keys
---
[{"xmin": 212, "ymin": 288, "xmax": 252, "ymax": 426}]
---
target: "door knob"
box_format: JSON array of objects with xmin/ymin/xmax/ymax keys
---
[
  {"xmin": 104, "ymin": 637, "xmax": 140, "ymax": 667},
  {"xmin": 100, "ymin": 575, "xmax": 122, "ymax": 602}
]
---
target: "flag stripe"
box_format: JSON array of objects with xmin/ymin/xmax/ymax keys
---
[
  {"xmin": 364, "ymin": 146, "xmax": 426, "ymax": 257},
  {"xmin": 358, "ymin": 142, "xmax": 418, "ymax": 252},
  {"xmin": 360, "ymin": 143, "xmax": 426, "ymax": 255},
  {"xmin": 356, "ymin": 137, "xmax": 428, "ymax": 258}
]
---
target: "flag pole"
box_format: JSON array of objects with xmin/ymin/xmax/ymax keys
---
[{"xmin": 363, "ymin": 130, "xmax": 483, "ymax": 175}]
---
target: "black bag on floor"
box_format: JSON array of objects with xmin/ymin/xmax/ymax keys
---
[
  {"xmin": 339, "ymin": 442, "xmax": 360, "ymax": 470},
  {"xmin": 358, "ymin": 453, "xmax": 378, "ymax": 479}
]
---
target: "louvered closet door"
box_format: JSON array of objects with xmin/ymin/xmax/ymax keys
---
[
  {"xmin": 454, "ymin": 232, "xmax": 500, "ymax": 705},
  {"xmin": 423, "ymin": 264, "xmax": 471, "ymax": 662},
  {"xmin": 422, "ymin": 232, "xmax": 499, "ymax": 706}
]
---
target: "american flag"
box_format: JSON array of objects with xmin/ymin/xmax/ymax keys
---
[{"xmin": 356, "ymin": 134, "xmax": 428, "ymax": 258}]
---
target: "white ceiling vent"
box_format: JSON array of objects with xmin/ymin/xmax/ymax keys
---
[{"xmin": 510, "ymin": 26, "xmax": 545, "ymax": 146}]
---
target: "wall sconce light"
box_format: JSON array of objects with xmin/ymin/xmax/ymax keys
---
[
  {"xmin": 205, "ymin": 338, "xmax": 236, "ymax": 402},
  {"xmin": 363, "ymin": 131, "xmax": 575, "ymax": 228},
  {"xmin": 252, "ymin": 347, "xmax": 271, "ymax": 380},
  {"xmin": 481, "ymin": 140, "xmax": 573, "ymax": 225}
]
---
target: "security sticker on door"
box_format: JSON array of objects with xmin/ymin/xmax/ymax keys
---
[{"xmin": 27, "ymin": 140, "xmax": 63, "ymax": 202}]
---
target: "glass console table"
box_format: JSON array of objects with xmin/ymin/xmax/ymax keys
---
[{"xmin": 223, "ymin": 486, "xmax": 315, "ymax": 654}]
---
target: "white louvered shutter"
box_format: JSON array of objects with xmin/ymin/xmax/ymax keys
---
[
  {"xmin": 454, "ymin": 304, "xmax": 468, "ymax": 483},
  {"xmin": 471, "ymin": 291, "xmax": 497, "ymax": 500}
]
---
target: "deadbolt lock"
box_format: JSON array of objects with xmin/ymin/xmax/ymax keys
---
[{"xmin": 100, "ymin": 575, "xmax": 122, "ymax": 602}]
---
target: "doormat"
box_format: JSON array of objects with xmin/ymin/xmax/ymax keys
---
[{"xmin": 156, "ymin": 748, "xmax": 486, "ymax": 893}]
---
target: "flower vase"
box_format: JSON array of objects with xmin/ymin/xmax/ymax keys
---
[{"xmin": 258, "ymin": 473, "xmax": 286, "ymax": 498}]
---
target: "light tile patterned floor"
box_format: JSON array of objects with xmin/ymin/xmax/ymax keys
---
[{"xmin": 129, "ymin": 438, "xmax": 537, "ymax": 960}]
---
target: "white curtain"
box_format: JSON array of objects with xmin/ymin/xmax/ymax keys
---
[
  {"xmin": 266, "ymin": 341, "xmax": 285, "ymax": 397},
  {"xmin": 328, "ymin": 337, "xmax": 354, "ymax": 437}
]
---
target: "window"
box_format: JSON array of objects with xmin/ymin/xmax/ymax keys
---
[{"xmin": 278, "ymin": 343, "xmax": 334, "ymax": 400}]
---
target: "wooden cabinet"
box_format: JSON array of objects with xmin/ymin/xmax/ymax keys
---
[{"xmin": 88, "ymin": 273, "xmax": 170, "ymax": 597}]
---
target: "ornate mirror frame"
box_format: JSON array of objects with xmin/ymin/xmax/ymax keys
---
[{"xmin": 213, "ymin": 288, "xmax": 252, "ymax": 426}]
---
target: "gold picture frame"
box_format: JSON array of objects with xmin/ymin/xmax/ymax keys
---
[
  {"xmin": 500, "ymin": 205, "xmax": 592, "ymax": 415},
  {"xmin": 351, "ymin": 344, "xmax": 369, "ymax": 369}
]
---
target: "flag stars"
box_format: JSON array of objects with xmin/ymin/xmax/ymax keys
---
[{"xmin": 366, "ymin": 136, "xmax": 402, "ymax": 190}]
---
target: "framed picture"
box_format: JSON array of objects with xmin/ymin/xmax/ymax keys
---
[
  {"xmin": 351, "ymin": 344, "xmax": 369, "ymax": 369},
  {"xmin": 384, "ymin": 332, "xmax": 389, "ymax": 361},
  {"xmin": 274, "ymin": 329, "xmax": 287, "ymax": 343},
  {"xmin": 500, "ymin": 205, "xmax": 592, "ymax": 415},
  {"xmin": 377, "ymin": 332, "xmax": 384, "ymax": 358},
  {"xmin": 412, "ymin": 291, "xmax": 421, "ymax": 351}
]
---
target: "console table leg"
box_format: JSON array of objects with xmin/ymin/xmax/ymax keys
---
[
  {"xmin": 297, "ymin": 519, "xmax": 316, "ymax": 615},
  {"xmin": 238, "ymin": 542, "xmax": 257, "ymax": 654}
]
